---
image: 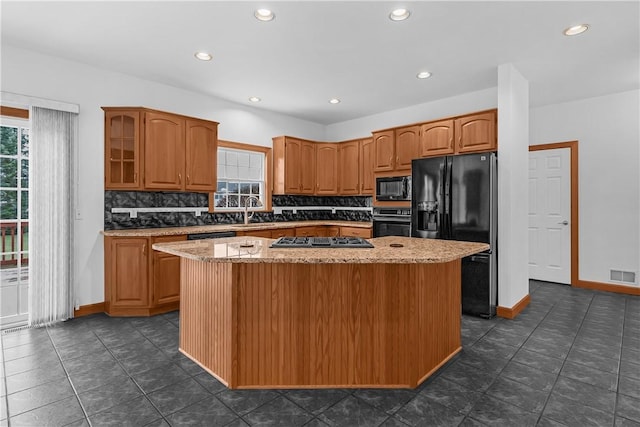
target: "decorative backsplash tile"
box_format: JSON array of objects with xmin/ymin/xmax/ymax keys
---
[{"xmin": 104, "ymin": 191, "xmax": 372, "ymax": 230}]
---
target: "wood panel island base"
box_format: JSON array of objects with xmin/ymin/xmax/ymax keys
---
[{"xmin": 153, "ymin": 236, "xmax": 488, "ymax": 389}]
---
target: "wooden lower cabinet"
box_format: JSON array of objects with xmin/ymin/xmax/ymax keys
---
[
  {"xmin": 295, "ymin": 226, "xmax": 321, "ymax": 237},
  {"xmin": 236, "ymin": 229, "xmax": 272, "ymax": 238},
  {"xmin": 105, "ymin": 237, "xmax": 149, "ymax": 313},
  {"xmin": 151, "ymin": 235, "xmax": 187, "ymax": 306},
  {"xmin": 271, "ymin": 228, "xmax": 296, "ymax": 238},
  {"xmin": 340, "ymin": 226, "xmax": 372, "ymax": 238},
  {"xmin": 104, "ymin": 235, "xmax": 185, "ymax": 316}
]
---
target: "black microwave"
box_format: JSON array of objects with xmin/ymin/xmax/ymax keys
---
[{"xmin": 376, "ymin": 176, "xmax": 411, "ymax": 201}]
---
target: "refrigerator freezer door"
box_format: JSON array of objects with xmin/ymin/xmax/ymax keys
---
[
  {"xmin": 461, "ymin": 252, "xmax": 496, "ymax": 318},
  {"xmin": 450, "ymin": 153, "xmax": 494, "ymax": 244},
  {"xmin": 411, "ymin": 157, "xmax": 446, "ymax": 238}
]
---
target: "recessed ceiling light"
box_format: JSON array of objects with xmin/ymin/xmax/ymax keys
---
[
  {"xmin": 255, "ymin": 8, "xmax": 275, "ymax": 21},
  {"xmin": 194, "ymin": 52, "xmax": 212, "ymax": 61},
  {"xmin": 329, "ymin": 98, "xmax": 341, "ymax": 104},
  {"xmin": 389, "ymin": 8, "xmax": 410, "ymax": 21},
  {"xmin": 417, "ymin": 71, "xmax": 432, "ymax": 79},
  {"xmin": 248, "ymin": 96, "xmax": 261, "ymax": 103},
  {"xmin": 563, "ymin": 24, "xmax": 589, "ymax": 36}
]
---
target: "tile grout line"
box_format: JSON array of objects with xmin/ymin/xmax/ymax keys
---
[{"xmin": 45, "ymin": 326, "xmax": 93, "ymax": 427}]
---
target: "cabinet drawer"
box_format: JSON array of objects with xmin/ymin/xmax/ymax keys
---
[{"xmin": 340, "ymin": 227, "xmax": 372, "ymax": 239}]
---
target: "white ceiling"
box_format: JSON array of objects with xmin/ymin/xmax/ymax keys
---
[{"xmin": 2, "ymin": 1, "xmax": 638, "ymax": 125}]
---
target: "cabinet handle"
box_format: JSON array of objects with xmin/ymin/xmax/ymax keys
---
[
  {"xmin": 142, "ymin": 244, "xmax": 146, "ymax": 255},
  {"xmin": 178, "ymin": 173, "xmax": 182, "ymax": 184},
  {"xmin": 186, "ymin": 175, "xmax": 190, "ymax": 184},
  {"xmin": 134, "ymin": 172, "xmax": 137, "ymax": 183},
  {"xmin": 459, "ymin": 137, "xmax": 462, "ymax": 149}
]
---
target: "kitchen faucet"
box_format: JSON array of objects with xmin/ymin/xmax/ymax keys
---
[{"xmin": 243, "ymin": 195, "xmax": 262, "ymax": 224}]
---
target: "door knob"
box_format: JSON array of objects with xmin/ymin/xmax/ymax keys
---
[{"xmin": 558, "ymin": 220, "xmax": 569, "ymax": 225}]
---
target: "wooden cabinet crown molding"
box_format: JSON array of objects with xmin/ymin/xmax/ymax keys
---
[{"xmin": 101, "ymin": 106, "xmax": 219, "ymax": 126}]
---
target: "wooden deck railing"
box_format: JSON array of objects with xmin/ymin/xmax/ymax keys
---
[{"xmin": 1, "ymin": 221, "xmax": 29, "ymax": 266}]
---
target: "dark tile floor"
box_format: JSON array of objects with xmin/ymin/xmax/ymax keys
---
[{"xmin": 1, "ymin": 280, "xmax": 639, "ymax": 426}]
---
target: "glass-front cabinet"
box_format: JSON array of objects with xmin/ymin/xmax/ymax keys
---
[{"xmin": 104, "ymin": 109, "xmax": 141, "ymax": 189}]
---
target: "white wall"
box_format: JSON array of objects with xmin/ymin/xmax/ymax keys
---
[
  {"xmin": 1, "ymin": 45, "xmax": 325, "ymax": 307},
  {"xmin": 325, "ymin": 88, "xmax": 497, "ymax": 141},
  {"xmin": 497, "ymin": 64, "xmax": 530, "ymax": 308},
  {"xmin": 530, "ymin": 89, "xmax": 640, "ymax": 287}
]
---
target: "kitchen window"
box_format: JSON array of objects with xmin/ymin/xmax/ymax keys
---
[{"xmin": 214, "ymin": 140, "xmax": 272, "ymax": 212}]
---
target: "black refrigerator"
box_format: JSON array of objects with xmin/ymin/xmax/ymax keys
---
[{"xmin": 411, "ymin": 152, "xmax": 497, "ymax": 318}]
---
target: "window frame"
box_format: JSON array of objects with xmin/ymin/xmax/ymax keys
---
[{"xmin": 211, "ymin": 140, "xmax": 272, "ymax": 213}]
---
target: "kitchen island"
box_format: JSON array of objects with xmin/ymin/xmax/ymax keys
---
[{"xmin": 153, "ymin": 236, "xmax": 488, "ymax": 389}]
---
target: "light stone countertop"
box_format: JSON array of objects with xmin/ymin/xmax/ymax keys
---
[
  {"xmin": 102, "ymin": 220, "xmax": 372, "ymax": 237},
  {"xmin": 152, "ymin": 236, "xmax": 489, "ymax": 264}
]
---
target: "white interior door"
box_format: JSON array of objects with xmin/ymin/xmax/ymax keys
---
[{"xmin": 528, "ymin": 147, "xmax": 571, "ymax": 284}]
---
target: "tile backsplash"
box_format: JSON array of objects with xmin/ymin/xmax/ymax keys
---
[{"xmin": 104, "ymin": 191, "xmax": 372, "ymax": 230}]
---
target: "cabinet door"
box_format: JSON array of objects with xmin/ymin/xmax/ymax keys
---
[
  {"xmin": 299, "ymin": 141, "xmax": 316, "ymax": 194},
  {"xmin": 151, "ymin": 235, "xmax": 186, "ymax": 306},
  {"xmin": 419, "ymin": 120, "xmax": 454, "ymax": 157},
  {"xmin": 455, "ymin": 112, "xmax": 497, "ymax": 153},
  {"xmin": 339, "ymin": 141, "xmax": 360, "ymax": 195},
  {"xmin": 324, "ymin": 226, "xmax": 341, "ymax": 237},
  {"xmin": 107, "ymin": 237, "xmax": 149, "ymax": 308},
  {"xmin": 395, "ymin": 125, "xmax": 420, "ymax": 170},
  {"xmin": 284, "ymin": 138, "xmax": 302, "ymax": 193},
  {"xmin": 373, "ymin": 131, "xmax": 395, "ymax": 171},
  {"xmin": 144, "ymin": 111, "xmax": 185, "ymax": 190},
  {"xmin": 185, "ymin": 119, "xmax": 217, "ymax": 191},
  {"xmin": 316, "ymin": 143, "xmax": 339, "ymax": 195},
  {"xmin": 105, "ymin": 110, "xmax": 142, "ymax": 189},
  {"xmin": 360, "ymin": 138, "xmax": 375, "ymax": 194}
]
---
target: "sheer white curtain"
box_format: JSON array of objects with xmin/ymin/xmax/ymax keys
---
[{"xmin": 28, "ymin": 106, "xmax": 77, "ymax": 327}]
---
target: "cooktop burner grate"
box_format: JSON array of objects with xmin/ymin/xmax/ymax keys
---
[{"xmin": 270, "ymin": 236, "xmax": 374, "ymax": 248}]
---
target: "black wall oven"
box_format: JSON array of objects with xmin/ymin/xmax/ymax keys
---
[{"xmin": 372, "ymin": 207, "xmax": 411, "ymax": 237}]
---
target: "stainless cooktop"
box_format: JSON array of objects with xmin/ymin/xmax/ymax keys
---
[{"xmin": 270, "ymin": 236, "xmax": 373, "ymax": 248}]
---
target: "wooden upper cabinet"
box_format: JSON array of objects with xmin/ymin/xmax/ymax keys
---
[
  {"xmin": 455, "ymin": 111, "xmax": 497, "ymax": 153},
  {"xmin": 103, "ymin": 107, "xmax": 218, "ymax": 192},
  {"xmin": 299, "ymin": 140, "xmax": 316, "ymax": 194},
  {"xmin": 273, "ymin": 136, "xmax": 316, "ymax": 195},
  {"xmin": 339, "ymin": 140, "xmax": 360, "ymax": 195},
  {"xmin": 185, "ymin": 119, "xmax": 217, "ymax": 191},
  {"xmin": 144, "ymin": 111, "xmax": 185, "ymax": 190},
  {"xmin": 394, "ymin": 125, "xmax": 420, "ymax": 170},
  {"xmin": 360, "ymin": 137, "xmax": 374, "ymax": 194},
  {"xmin": 419, "ymin": 119, "xmax": 455, "ymax": 157},
  {"xmin": 373, "ymin": 130, "xmax": 395, "ymax": 172},
  {"xmin": 316, "ymin": 143, "xmax": 339, "ymax": 195},
  {"xmin": 104, "ymin": 109, "xmax": 142, "ymax": 189}
]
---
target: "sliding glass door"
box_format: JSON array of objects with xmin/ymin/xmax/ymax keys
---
[{"xmin": 0, "ymin": 116, "xmax": 30, "ymax": 330}]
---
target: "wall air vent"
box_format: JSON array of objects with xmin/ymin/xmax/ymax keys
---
[{"xmin": 610, "ymin": 269, "xmax": 637, "ymax": 284}]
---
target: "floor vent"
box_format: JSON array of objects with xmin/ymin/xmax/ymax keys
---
[
  {"xmin": 1, "ymin": 324, "xmax": 34, "ymax": 335},
  {"xmin": 610, "ymin": 269, "xmax": 637, "ymax": 284}
]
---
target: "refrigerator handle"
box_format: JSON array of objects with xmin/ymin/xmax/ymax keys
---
[
  {"xmin": 441, "ymin": 159, "xmax": 449, "ymax": 238},
  {"xmin": 446, "ymin": 157, "xmax": 453, "ymax": 238}
]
